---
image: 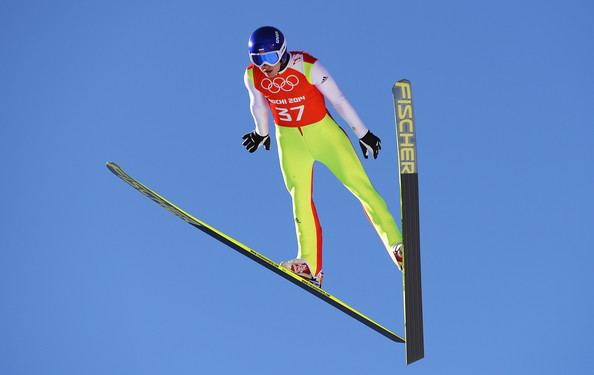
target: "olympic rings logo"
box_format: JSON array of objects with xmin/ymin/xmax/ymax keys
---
[{"xmin": 261, "ymin": 75, "xmax": 300, "ymax": 93}]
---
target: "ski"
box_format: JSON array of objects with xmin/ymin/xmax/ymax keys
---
[
  {"xmin": 106, "ymin": 162, "xmax": 404, "ymax": 344},
  {"xmin": 393, "ymin": 80, "xmax": 425, "ymax": 364}
]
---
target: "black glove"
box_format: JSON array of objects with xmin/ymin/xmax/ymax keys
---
[
  {"xmin": 359, "ymin": 130, "xmax": 381, "ymax": 159},
  {"xmin": 242, "ymin": 131, "xmax": 271, "ymax": 153}
]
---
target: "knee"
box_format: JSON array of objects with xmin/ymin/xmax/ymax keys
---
[
  {"xmin": 288, "ymin": 184, "xmax": 313, "ymax": 202},
  {"xmin": 345, "ymin": 175, "xmax": 376, "ymax": 197}
]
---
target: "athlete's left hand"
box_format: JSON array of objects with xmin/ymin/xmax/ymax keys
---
[{"xmin": 359, "ymin": 131, "xmax": 382, "ymax": 159}]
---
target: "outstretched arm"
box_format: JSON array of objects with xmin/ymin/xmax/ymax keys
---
[
  {"xmin": 244, "ymin": 70, "xmax": 270, "ymax": 137},
  {"xmin": 312, "ymin": 62, "xmax": 381, "ymax": 159},
  {"xmin": 311, "ymin": 61, "xmax": 368, "ymax": 138}
]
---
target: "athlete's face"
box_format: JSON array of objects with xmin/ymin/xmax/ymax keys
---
[{"xmin": 259, "ymin": 61, "xmax": 282, "ymax": 78}]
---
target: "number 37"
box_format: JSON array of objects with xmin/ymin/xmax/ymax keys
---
[{"xmin": 276, "ymin": 105, "xmax": 305, "ymax": 122}]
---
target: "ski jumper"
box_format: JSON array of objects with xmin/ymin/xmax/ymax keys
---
[{"xmin": 245, "ymin": 51, "xmax": 402, "ymax": 275}]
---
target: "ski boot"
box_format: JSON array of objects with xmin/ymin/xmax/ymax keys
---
[
  {"xmin": 280, "ymin": 258, "xmax": 324, "ymax": 288},
  {"xmin": 390, "ymin": 243, "xmax": 404, "ymax": 272}
]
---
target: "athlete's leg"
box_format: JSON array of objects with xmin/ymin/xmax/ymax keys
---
[
  {"xmin": 305, "ymin": 117, "xmax": 402, "ymax": 250},
  {"xmin": 276, "ymin": 126, "xmax": 323, "ymax": 275}
]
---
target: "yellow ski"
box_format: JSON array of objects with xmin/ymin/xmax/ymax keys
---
[{"xmin": 106, "ymin": 162, "xmax": 404, "ymax": 344}]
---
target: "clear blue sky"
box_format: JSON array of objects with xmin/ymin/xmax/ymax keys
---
[{"xmin": 1, "ymin": 0, "xmax": 593, "ymax": 373}]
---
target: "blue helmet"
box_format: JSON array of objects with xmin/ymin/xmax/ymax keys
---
[{"xmin": 248, "ymin": 26, "xmax": 287, "ymax": 66}]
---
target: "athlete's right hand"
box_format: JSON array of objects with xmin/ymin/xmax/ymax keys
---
[{"xmin": 242, "ymin": 131, "xmax": 271, "ymax": 153}]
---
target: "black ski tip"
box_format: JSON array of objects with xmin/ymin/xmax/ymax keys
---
[
  {"xmin": 392, "ymin": 79, "xmax": 411, "ymax": 95},
  {"xmin": 106, "ymin": 161, "xmax": 120, "ymax": 175}
]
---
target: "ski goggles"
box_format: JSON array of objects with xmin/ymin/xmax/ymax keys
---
[{"xmin": 249, "ymin": 43, "xmax": 287, "ymax": 67}]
